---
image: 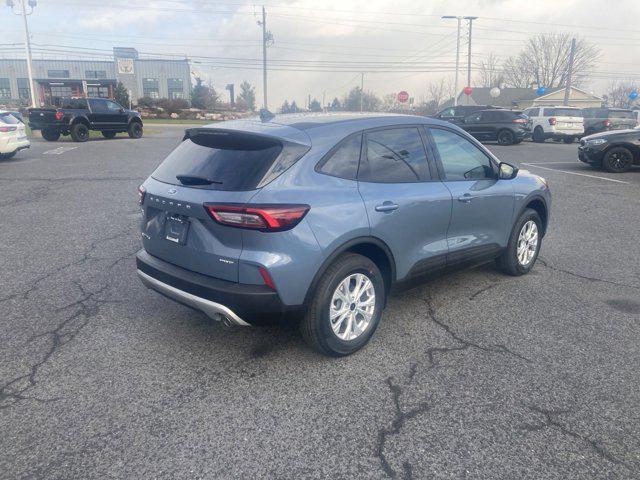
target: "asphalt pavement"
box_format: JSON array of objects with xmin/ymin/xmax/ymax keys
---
[{"xmin": 1, "ymin": 127, "xmax": 639, "ymax": 479}]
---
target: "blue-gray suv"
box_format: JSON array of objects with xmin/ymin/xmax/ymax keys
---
[{"xmin": 136, "ymin": 113, "xmax": 551, "ymax": 356}]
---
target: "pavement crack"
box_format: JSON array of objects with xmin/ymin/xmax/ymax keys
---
[
  {"xmin": 469, "ymin": 282, "xmax": 497, "ymax": 300},
  {"xmin": 538, "ymin": 257, "xmax": 640, "ymax": 290},
  {"xmin": 375, "ymin": 377, "xmax": 430, "ymax": 479},
  {"xmin": 522, "ymin": 404, "xmax": 632, "ymax": 470}
]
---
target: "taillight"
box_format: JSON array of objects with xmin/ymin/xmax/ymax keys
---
[
  {"xmin": 54, "ymin": 111, "xmax": 64, "ymax": 121},
  {"xmin": 603, "ymin": 119, "xmax": 612, "ymax": 128},
  {"xmin": 204, "ymin": 204, "xmax": 310, "ymax": 232},
  {"xmin": 0, "ymin": 126, "xmax": 17, "ymax": 132},
  {"xmin": 138, "ymin": 185, "xmax": 146, "ymax": 205},
  {"xmin": 512, "ymin": 118, "xmax": 528, "ymax": 124},
  {"xmin": 548, "ymin": 117, "xmax": 557, "ymax": 126}
]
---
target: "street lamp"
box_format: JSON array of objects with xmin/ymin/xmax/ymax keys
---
[{"xmin": 6, "ymin": 0, "xmax": 38, "ymax": 107}]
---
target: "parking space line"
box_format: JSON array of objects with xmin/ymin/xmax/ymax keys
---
[
  {"xmin": 43, "ymin": 146, "xmax": 79, "ymax": 155},
  {"xmin": 521, "ymin": 163, "xmax": 630, "ymax": 184}
]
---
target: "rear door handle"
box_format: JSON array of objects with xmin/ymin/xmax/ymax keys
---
[
  {"xmin": 375, "ymin": 202, "xmax": 399, "ymax": 212},
  {"xmin": 458, "ymin": 194, "xmax": 474, "ymax": 203}
]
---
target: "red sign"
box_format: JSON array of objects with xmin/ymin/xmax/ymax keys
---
[
  {"xmin": 397, "ymin": 91, "xmax": 409, "ymax": 103},
  {"xmin": 463, "ymin": 86, "xmax": 473, "ymax": 96}
]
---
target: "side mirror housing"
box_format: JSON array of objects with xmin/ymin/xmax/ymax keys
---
[{"xmin": 499, "ymin": 162, "xmax": 519, "ymax": 180}]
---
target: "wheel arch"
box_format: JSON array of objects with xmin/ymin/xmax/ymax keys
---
[
  {"xmin": 70, "ymin": 116, "xmax": 90, "ymax": 127},
  {"xmin": 602, "ymin": 142, "xmax": 640, "ymax": 164},
  {"xmin": 303, "ymin": 236, "xmax": 396, "ymax": 306},
  {"xmin": 521, "ymin": 195, "xmax": 549, "ymax": 237}
]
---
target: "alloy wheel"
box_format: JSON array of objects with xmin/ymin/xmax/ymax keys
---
[
  {"xmin": 517, "ymin": 220, "xmax": 539, "ymax": 266},
  {"xmin": 329, "ymin": 273, "xmax": 376, "ymax": 341}
]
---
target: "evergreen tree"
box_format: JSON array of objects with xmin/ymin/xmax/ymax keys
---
[
  {"xmin": 114, "ymin": 82, "xmax": 130, "ymax": 108},
  {"xmin": 309, "ymin": 98, "xmax": 322, "ymax": 112},
  {"xmin": 280, "ymin": 100, "xmax": 291, "ymax": 113},
  {"xmin": 238, "ymin": 81, "xmax": 257, "ymax": 111}
]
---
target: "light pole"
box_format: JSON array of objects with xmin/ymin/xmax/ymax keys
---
[
  {"xmin": 257, "ymin": 6, "xmax": 273, "ymax": 111},
  {"xmin": 7, "ymin": 0, "xmax": 38, "ymax": 107},
  {"xmin": 441, "ymin": 16, "xmax": 462, "ymax": 106},
  {"xmin": 463, "ymin": 16, "xmax": 478, "ymax": 106}
]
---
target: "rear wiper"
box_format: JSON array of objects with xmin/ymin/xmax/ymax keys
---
[{"xmin": 176, "ymin": 174, "xmax": 222, "ymax": 186}]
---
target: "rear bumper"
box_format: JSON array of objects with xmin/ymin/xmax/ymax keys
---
[
  {"xmin": 0, "ymin": 138, "xmax": 30, "ymax": 155},
  {"xmin": 544, "ymin": 131, "xmax": 583, "ymax": 139},
  {"xmin": 136, "ymin": 249, "xmax": 298, "ymax": 325}
]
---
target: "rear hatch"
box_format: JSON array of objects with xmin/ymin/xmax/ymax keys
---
[
  {"xmin": 550, "ymin": 108, "xmax": 583, "ymax": 132},
  {"xmin": 28, "ymin": 108, "xmax": 59, "ymax": 128},
  {"xmin": 140, "ymin": 124, "xmax": 310, "ymax": 282},
  {"xmin": 608, "ymin": 110, "xmax": 637, "ymax": 130}
]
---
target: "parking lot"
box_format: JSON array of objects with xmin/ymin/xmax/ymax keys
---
[{"xmin": 1, "ymin": 126, "xmax": 639, "ymax": 479}]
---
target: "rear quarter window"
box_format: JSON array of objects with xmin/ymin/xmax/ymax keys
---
[
  {"xmin": 0, "ymin": 113, "xmax": 20, "ymax": 124},
  {"xmin": 317, "ymin": 133, "xmax": 362, "ymax": 180},
  {"xmin": 608, "ymin": 110, "xmax": 634, "ymax": 119}
]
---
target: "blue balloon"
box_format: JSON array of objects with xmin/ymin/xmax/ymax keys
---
[
  {"xmin": 629, "ymin": 90, "xmax": 638, "ymax": 100},
  {"xmin": 536, "ymin": 86, "xmax": 546, "ymax": 96}
]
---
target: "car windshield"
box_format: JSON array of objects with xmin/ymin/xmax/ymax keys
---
[
  {"xmin": 551, "ymin": 108, "xmax": 582, "ymax": 117},
  {"xmin": 0, "ymin": 112, "xmax": 20, "ymax": 124},
  {"xmin": 608, "ymin": 110, "xmax": 635, "ymax": 119}
]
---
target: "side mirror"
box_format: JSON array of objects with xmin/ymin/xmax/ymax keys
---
[{"xmin": 499, "ymin": 162, "xmax": 519, "ymax": 180}]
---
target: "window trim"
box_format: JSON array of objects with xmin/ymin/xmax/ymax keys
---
[
  {"xmin": 314, "ymin": 131, "xmax": 363, "ymax": 181},
  {"xmin": 358, "ymin": 124, "xmax": 436, "ymax": 184},
  {"xmin": 424, "ymin": 126, "xmax": 499, "ymax": 182}
]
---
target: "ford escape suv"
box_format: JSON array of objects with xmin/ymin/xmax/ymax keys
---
[{"xmin": 136, "ymin": 113, "xmax": 551, "ymax": 356}]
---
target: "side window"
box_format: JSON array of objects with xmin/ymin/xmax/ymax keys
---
[
  {"xmin": 429, "ymin": 128, "xmax": 496, "ymax": 181},
  {"xmin": 482, "ymin": 111, "xmax": 502, "ymax": 122},
  {"xmin": 106, "ymin": 100, "xmax": 122, "ymax": 112},
  {"xmin": 466, "ymin": 113, "xmax": 482, "ymax": 123},
  {"xmin": 439, "ymin": 107, "xmax": 455, "ymax": 118},
  {"xmin": 528, "ymin": 108, "xmax": 539, "ymax": 117},
  {"xmin": 318, "ymin": 134, "xmax": 362, "ymax": 180},
  {"xmin": 360, "ymin": 128, "xmax": 430, "ymax": 183},
  {"xmin": 90, "ymin": 99, "xmax": 108, "ymax": 113}
]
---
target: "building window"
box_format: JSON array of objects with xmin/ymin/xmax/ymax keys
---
[
  {"xmin": 48, "ymin": 70, "xmax": 70, "ymax": 78},
  {"xmin": 17, "ymin": 78, "xmax": 31, "ymax": 100},
  {"xmin": 85, "ymin": 70, "xmax": 107, "ymax": 79},
  {"xmin": 87, "ymin": 85, "xmax": 110, "ymax": 98},
  {"xmin": 50, "ymin": 85, "xmax": 73, "ymax": 99},
  {"xmin": 0, "ymin": 78, "xmax": 11, "ymax": 99},
  {"xmin": 167, "ymin": 78, "xmax": 184, "ymax": 99},
  {"xmin": 142, "ymin": 78, "xmax": 159, "ymax": 99}
]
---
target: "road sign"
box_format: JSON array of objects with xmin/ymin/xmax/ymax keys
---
[{"xmin": 397, "ymin": 91, "xmax": 409, "ymax": 103}]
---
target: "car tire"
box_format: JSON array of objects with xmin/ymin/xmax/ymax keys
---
[
  {"xmin": 41, "ymin": 128, "xmax": 60, "ymax": 142},
  {"xmin": 102, "ymin": 131, "xmax": 117, "ymax": 139},
  {"xmin": 127, "ymin": 121, "xmax": 143, "ymax": 139},
  {"xmin": 497, "ymin": 129, "xmax": 515, "ymax": 146},
  {"xmin": 300, "ymin": 253, "xmax": 385, "ymax": 356},
  {"xmin": 497, "ymin": 208, "xmax": 542, "ymax": 276},
  {"xmin": 602, "ymin": 146, "xmax": 633, "ymax": 173},
  {"xmin": 70, "ymin": 123, "xmax": 89, "ymax": 142},
  {"xmin": 532, "ymin": 127, "xmax": 545, "ymax": 143},
  {"xmin": 0, "ymin": 151, "xmax": 17, "ymax": 160},
  {"xmin": 563, "ymin": 137, "xmax": 574, "ymax": 144}
]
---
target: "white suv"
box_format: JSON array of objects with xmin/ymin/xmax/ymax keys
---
[{"xmin": 524, "ymin": 106, "xmax": 584, "ymax": 144}]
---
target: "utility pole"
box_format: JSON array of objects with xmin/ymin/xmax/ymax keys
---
[
  {"xmin": 258, "ymin": 6, "xmax": 272, "ymax": 111},
  {"xmin": 360, "ymin": 72, "xmax": 364, "ymax": 112},
  {"xmin": 441, "ymin": 16, "xmax": 462, "ymax": 106},
  {"xmin": 464, "ymin": 16, "xmax": 478, "ymax": 106},
  {"xmin": 7, "ymin": 0, "xmax": 38, "ymax": 107},
  {"xmin": 563, "ymin": 38, "xmax": 576, "ymax": 106}
]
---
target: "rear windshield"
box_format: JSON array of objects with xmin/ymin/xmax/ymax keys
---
[
  {"xmin": 60, "ymin": 98, "xmax": 88, "ymax": 109},
  {"xmin": 0, "ymin": 113, "xmax": 20, "ymax": 124},
  {"xmin": 608, "ymin": 110, "xmax": 634, "ymax": 119},
  {"xmin": 549, "ymin": 108, "xmax": 582, "ymax": 117},
  {"xmin": 151, "ymin": 130, "xmax": 308, "ymax": 191}
]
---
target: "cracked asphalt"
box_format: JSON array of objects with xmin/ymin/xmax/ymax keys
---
[{"xmin": 1, "ymin": 129, "xmax": 640, "ymax": 479}]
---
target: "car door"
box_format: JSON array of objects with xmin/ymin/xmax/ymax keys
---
[
  {"xmin": 480, "ymin": 110, "xmax": 504, "ymax": 141},
  {"xmin": 461, "ymin": 112, "xmax": 484, "ymax": 139},
  {"xmin": 357, "ymin": 126, "xmax": 452, "ymax": 280},
  {"xmin": 426, "ymin": 126, "xmax": 515, "ymax": 266},
  {"xmin": 104, "ymin": 99, "xmax": 128, "ymax": 128},
  {"xmin": 87, "ymin": 98, "xmax": 109, "ymax": 128}
]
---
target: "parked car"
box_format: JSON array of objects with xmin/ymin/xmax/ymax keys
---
[
  {"xmin": 458, "ymin": 109, "xmax": 530, "ymax": 145},
  {"xmin": 523, "ymin": 106, "xmax": 584, "ymax": 143},
  {"xmin": 28, "ymin": 97, "xmax": 143, "ymax": 142},
  {"xmin": 431, "ymin": 105, "xmax": 498, "ymax": 125},
  {"xmin": 578, "ymin": 129, "xmax": 640, "ymax": 172},
  {"xmin": 582, "ymin": 108, "xmax": 637, "ymax": 136},
  {"xmin": 136, "ymin": 113, "xmax": 551, "ymax": 356},
  {"xmin": 0, "ymin": 110, "xmax": 30, "ymax": 160}
]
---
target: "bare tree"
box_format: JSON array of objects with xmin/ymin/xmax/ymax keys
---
[
  {"xmin": 477, "ymin": 53, "xmax": 504, "ymax": 87},
  {"xmin": 502, "ymin": 33, "xmax": 599, "ymax": 88},
  {"xmin": 604, "ymin": 81, "xmax": 639, "ymax": 108},
  {"xmin": 426, "ymin": 77, "xmax": 455, "ymax": 108}
]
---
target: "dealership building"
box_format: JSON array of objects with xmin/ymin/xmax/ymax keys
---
[{"xmin": 0, "ymin": 47, "xmax": 191, "ymax": 106}]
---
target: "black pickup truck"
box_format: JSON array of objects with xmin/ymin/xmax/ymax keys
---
[{"xmin": 28, "ymin": 97, "xmax": 143, "ymax": 142}]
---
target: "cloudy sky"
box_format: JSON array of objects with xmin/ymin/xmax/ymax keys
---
[{"xmin": 3, "ymin": 0, "xmax": 640, "ymax": 108}]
